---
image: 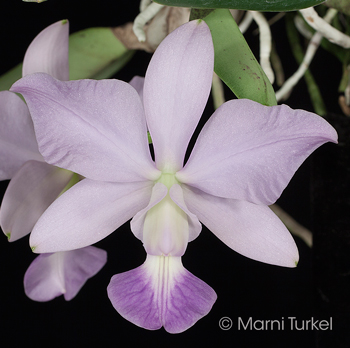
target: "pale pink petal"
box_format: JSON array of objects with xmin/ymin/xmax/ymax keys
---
[
  {"xmin": 177, "ymin": 99, "xmax": 338, "ymax": 205},
  {"xmin": 29, "ymin": 179, "xmax": 153, "ymax": 253},
  {"xmin": 143, "ymin": 20, "xmax": 214, "ymax": 172},
  {"xmin": 182, "ymin": 185, "xmax": 299, "ymax": 268},
  {"xmin": 24, "ymin": 253, "xmax": 65, "ymax": 302},
  {"xmin": 0, "ymin": 160, "xmax": 73, "ymax": 242},
  {"xmin": 107, "ymin": 255, "xmax": 216, "ymax": 333},
  {"xmin": 23, "ymin": 20, "xmax": 69, "ymax": 81},
  {"xmin": 11, "ymin": 74, "xmax": 160, "ymax": 182},
  {"xmin": 0, "ymin": 91, "xmax": 42, "ymax": 180},
  {"xmin": 24, "ymin": 246, "xmax": 107, "ymax": 302},
  {"xmin": 129, "ymin": 76, "xmax": 144, "ymax": 101}
]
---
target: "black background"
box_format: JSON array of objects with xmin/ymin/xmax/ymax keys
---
[{"xmin": 0, "ymin": 1, "xmax": 347, "ymax": 347}]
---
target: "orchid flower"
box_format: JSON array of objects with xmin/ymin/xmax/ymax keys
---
[
  {"xmin": 0, "ymin": 20, "xmax": 107, "ymax": 301},
  {"xmin": 24, "ymin": 246, "xmax": 107, "ymax": 301},
  {"xmin": 11, "ymin": 20, "xmax": 337, "ymax": 332}
]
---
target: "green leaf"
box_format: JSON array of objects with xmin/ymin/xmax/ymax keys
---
[
  {"xmin": 154, "ymin": 0, "xmax": 325, "ymax": 11},
  {"xmin": 69, "ymin": 27, "xmax": 133, "ymax": 80},
  {"xmin": 189, "ymin": 9, "xmax": 214, "ymax": 20},
  {"xmin": 201, "ymin": 9, "xmax": 276, "ymax": 106},
  {"xmin": 0, "ymin": 64, "xmax": 22, "ymax": 92},
  {"xmin": 0, "ymin": 27, "xmax": 133, "ymax": 91}
]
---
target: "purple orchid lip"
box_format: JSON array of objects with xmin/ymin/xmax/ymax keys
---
[
  {"xmin": 107, "ymin": 255, "xmax": 217, "ymax": 334},
  {"xmin": 9, "ymin": 18, "xmax": 338, "ymax": 331}
]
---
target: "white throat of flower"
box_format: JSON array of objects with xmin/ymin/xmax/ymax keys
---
[{"xmin": 143, "ymin": 173, "xmax": 189, "ymax": 257}]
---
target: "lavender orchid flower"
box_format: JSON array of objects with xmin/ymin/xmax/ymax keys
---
[
  {"xmin": 11, "ymin": 20, "xmax": 337, "ymax": 332},
  {"xmin": 0, "ymin": 20, "xmax": 107, "ymax": 301},
  {"xmin": 24, "ymin": 246, "xmax": 107, "ymax": 301}
]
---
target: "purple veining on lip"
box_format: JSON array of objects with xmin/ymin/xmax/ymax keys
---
[{"xmin": 107, "ymin": 255, "xmax": 217, "ymax": 333}]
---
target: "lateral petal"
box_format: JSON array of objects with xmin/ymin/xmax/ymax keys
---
[
  {"xmin": 143, "ymin": 20, "xmax": 214, "ymax": 172},
  {"xmin": 11, "ymin": 74, "xmax": 160, "ymax": 182},
  {"xmin": 107, "ymin": 255, "xmax": 217, "ymax": 333},
  {"xmin": 24, "ymin": 246, "xmax": 107, "ymax": 302},
  {"xmin": 182, "ymin": 185, "xmax": 299, "ymax": 268},
  {"xmin": 30, "ymin": 179, "xmax": 153, "ymax": 253},
  {"xmin": 177, "ymin": 99, "xmax": 338, "ymax": 205},
  {"xmin": 0, "ymin": 160, "xmax": 73, "ymax": 242},
  {"xmin": 0, "ymin": 91, "xmax": 42, "ymax": 180},
  {"xmin": 23, "ymin": 20, "xmax": 69, "ymax": 81}
]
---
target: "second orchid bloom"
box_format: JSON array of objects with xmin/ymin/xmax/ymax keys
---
[{"xmin": 0, "ymin": 20, "xmax": 107, "ymax": 302}]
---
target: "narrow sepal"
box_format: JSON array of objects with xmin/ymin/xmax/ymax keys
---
[
  {"xmin": 144, "ymin": 20, "xmax": 214, "ymax": 172},
  {"xmin": 29, "ymin": 179, "xmax": 153, "ymax": 253},
  {"xmin": 183, "ymin": 185, "xmax": 299, "ymax": 267}
]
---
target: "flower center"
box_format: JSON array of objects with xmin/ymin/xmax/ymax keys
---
[{"xmin": 143, "ymin": 173, "xmax": 189, "ymax": 257}]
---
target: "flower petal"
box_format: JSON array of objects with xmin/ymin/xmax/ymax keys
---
[
  {"xmin": 182, "ymin": 185, "xmax": 299, "ymax": 268},
  {"xmin": 0, "ymin": 160, "xmax": 73, "ymax": 242},
  {"xmin": 177, "ymin": 99, "xmax": 338, "ymax": 205},
  {"xmin": 107, "ymin": 255, "xmax": 217, "ymax": 333},
  {"xmin": 23, "ymin": 20, "xmax": 69, "ymax": 81},
  {"xmin": 11, "ymin": 74, "xmax": 160, "ymax": 182},
  {"xmin": 0, "ymin": 91, "xmax": 42, "ymax": 180},
  {"xmin": 24, "ymin": 246, "xmax": 107, "ymax": 302},
  {"xmin": 30, "ymin": 179, "xmax": 153, "ymax": 253},
  {"xmin": 129, "ymin": 76, "xmax": 144, "ymax": 101},
  {"xmin": 143, "ymin": 20, "xmax": 214, "ymax": 172}
]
